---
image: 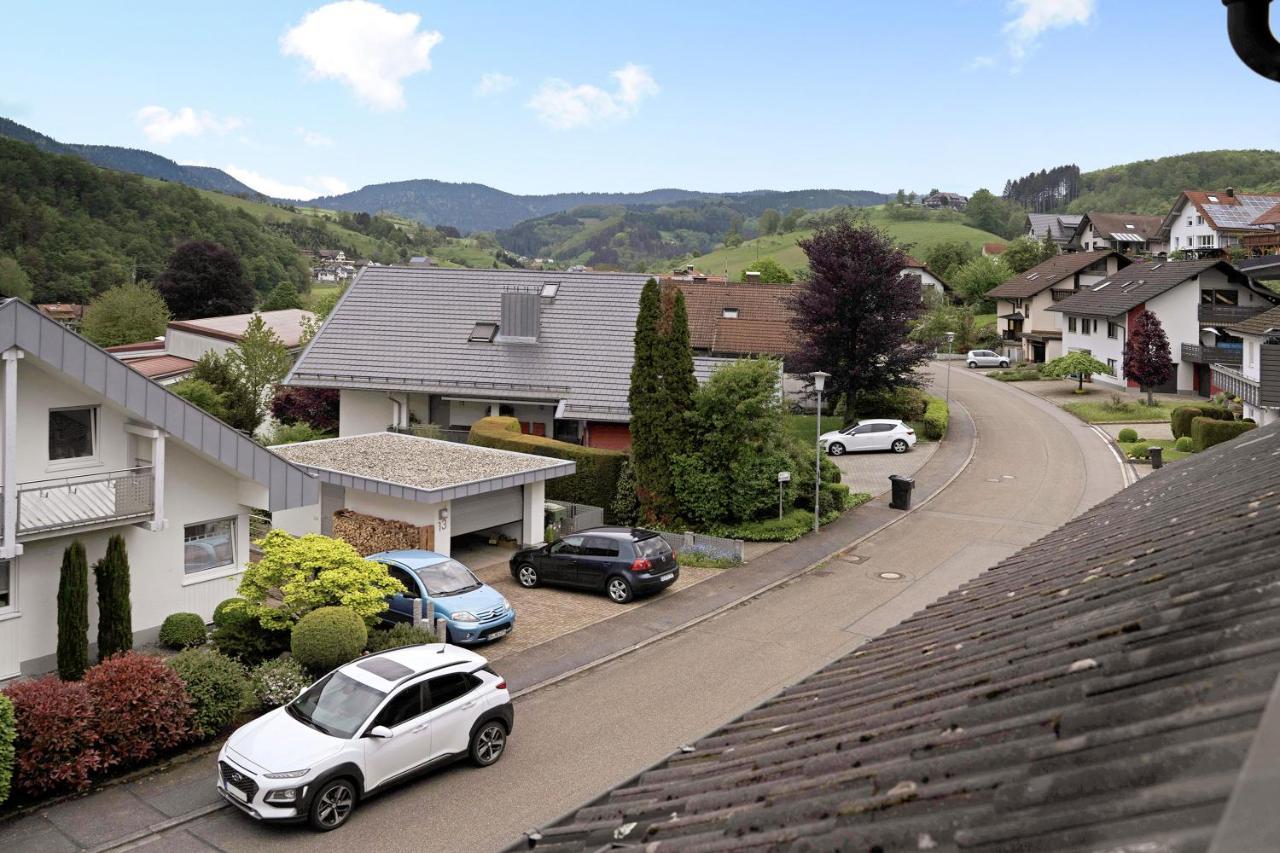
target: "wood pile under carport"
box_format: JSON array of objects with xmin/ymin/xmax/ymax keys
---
[{"xmin": 332, "ymin": 509, "xmax": 435, "ymax": 556}]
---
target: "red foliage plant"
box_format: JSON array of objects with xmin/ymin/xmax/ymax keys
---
[
  {"xmin": 82, "ymin": 652, "xmax": 197, "ymax": 770},
  {"xmin": 3, "ymin": 676, "xmax": 102, "ymax": 796},
  {"xmin": 270, "ymin": 386, "xmax": 339, "ymax": 433}
]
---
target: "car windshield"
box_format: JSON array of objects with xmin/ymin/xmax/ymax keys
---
[
  {"xmin": 416, "ymin": 559, "xmax": 482, "ymax": 596},
  {"xmin": 288, "ymin": 671, "xmax": 387, "ymax": 739},
  {"xmin": 635, "ymin": 536, "xmax": 670, "ymax": 559}
]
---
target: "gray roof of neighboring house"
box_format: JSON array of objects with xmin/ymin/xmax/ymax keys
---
[
  {"xmin": 1026, "ymin": 212, "xmax": 1083, "ymax": 242},
  {"xmin": 0, "ymin": 299, "xmax": 316, "ymax": 511},
  {"xmin": 286, "ymin": 266, "xmax": 733, "ymax": 423},
  {"xmin": 1227, "ymin": 304, "xmax": 1280, "ymax": 337},
  {"xmin": 272, "ymin": 431, "xmax": 575, "ymax": 504},
  {"xmin": 525, "ymin": 421, "xmax": 1280, "ymax": 852},
  {"xmin": 987, "ymin": 251, "xmax": 1125, "ymax": 299},
  {"xmin": 1046, "ymin": 259, "xmax": 1262, "ymax": 318}
]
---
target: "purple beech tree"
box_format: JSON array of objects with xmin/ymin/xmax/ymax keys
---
[
  {"xmin": 1123, "ymin": 309, "xmax": 1175, "ymax": 406},
  {"xmin": 788, "ymin": 217, "xmax": 930, "ymax": 405}
]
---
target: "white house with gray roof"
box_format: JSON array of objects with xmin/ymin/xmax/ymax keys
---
[
  {"xmin": 286, "ymin": 266, "xmax": 734, "ymax": 450},
  {"xmin": 0, "ymin": 299, "xmax": 318, "ymax": 679}
]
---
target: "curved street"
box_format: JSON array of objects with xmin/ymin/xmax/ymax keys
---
[{"xmin": 119, "ymin": 366, "xmax": 1130, "ymax": 853}]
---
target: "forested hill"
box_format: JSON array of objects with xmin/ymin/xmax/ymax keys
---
[
  {"xmin": 307, "ymin": 180, "xmax": 891, "ymax": 233},
  {"xmin": 1066, "ymin": 150, "xmax": 1280, "ymax": 215},
  {"xmin": 0, "ymin": 116, "xmax": 262, "ymax": 197}
]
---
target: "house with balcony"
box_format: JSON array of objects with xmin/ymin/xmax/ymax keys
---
[
  {"xmin": 987, "ymin": 251, "xmax": 1129, "ymax": 364},
  {"xmin": 1159, "ymin": 189, "xmax": 1280, "ymax": 254},
  {"xmin": 0, "ymin": 299, "xmax": 317, "ymax": 679},
  {"xmin": 1067, "ymin": 212, "xmax": 1167, "ymax": 255},
  {"xmin": 1046, "ymin": 259, "xmax": 1279, "ymax": 394},
  {"xmin": 1212, "ymin": 304, "xmax": 1280, "ymax": 426}
]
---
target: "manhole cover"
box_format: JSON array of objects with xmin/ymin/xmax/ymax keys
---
[
  {"xmin": 840, "ymin": 553, "xmax": 866, "ymax": 564},
  {"xmin": 878, "ymin": 571, "xmax": 905, "ymax": 580}
]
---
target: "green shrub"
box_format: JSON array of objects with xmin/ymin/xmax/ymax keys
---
[
  {"xmin": 0, "ymin": 693, "xmax": 13, "ymax": 806},
  {"xmin": 365, "ymin": 622, "xmax": 436, "ymax": 653},
  {"xmin": 920, "ymin": 396, "xmax": 949, "ymax": 440},
  {"xmin": 1117, "ymin": 427, "xmax": 1138, "ymax": 443},
  {"xmin": 291, "ymin": 607, "xmax": 368, "ymax": 674},
  {"xmin": 212, "ymin": 597, "xmax": 248, "ymax": 629},
  {"xmin": 469, "ymin": 417, "xmax": 626, "ymax": 520},
  {"xmin": 94, "ymin": 534, "xmax": 132, "ymax": 661},
  {"xmin": 168, "ymin": 648, "xmax": 253, "ymax": 737},
  {"xmin": 249, "ymin": 658, "xmax": 311, "ymax": 708},
  {"xmin": 722, "ymin": 509, "xmax": 815, "ymax": 542},
  {"xmin": 820, "ymin": 482, "xmax": 852, "ymax": 513},
  {"xmin": 1123, "ymin": 443, "xmax": 1150, "ymax": 460},
  {"xmin": 57, "ymin": 541, "xmax": 90, "ymax": 681},
  {"xmin": 853, "ymin": 386, "xmax": 927, "ymax": 421},
  {"xmin": 1171, "ymin": 405, "xmax": 1230, "ymax": 439},
  {"xmin": 1191, "ymin": 416, "xmax": 1256, "ymax": 452},
  {"xmin": 1174, "ymin": 436, "xmax": 1194, "ymax": 452},
  {"xmin": 212, "ymin": 605, "xmax": 289, "ymax": 665},
  {"xmin": 158, "ymin": 613, "xmax": 208, "ymax": 650}
]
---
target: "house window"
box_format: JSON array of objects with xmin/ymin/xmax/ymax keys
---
[
  {"xmin": 0, "ymin": 559, "xmax": 11, "ymax": 611},
  {"xmin": 1199, "ymin": 235, "xmax": 1214, "ymax": 247},
  {"xmin": 1196, "ymin": 215, "xmax": 1204, "ymax": 226},
  {"xmin": 1201, "ymin": 289, "xmax": 1239, "ymax": 305},
  {"xmin": 1081, "ymin": 319, "xmax": 1094, "ymax": 335},
  {"xmin": 1068, "ymin": 316, "xmax": 1077, "ymax": 333},
  {"xmin": 184, "ymin": 518, "xmax": 236, "ymax": 575},
  {"xmin": 1108, "ymin": 322, "xmax": 1120, "ymax": 339},
  {"xmin": 1106, "ymin": 358, "xmax": 1117, "ymax": 376},
  {"xmin": 1187, "ymin": 218, "xmax": 1193, "ymax": 227},
  {"xmin": 49, "ymin": 407, "xmax": 97, "ymax": 461}
]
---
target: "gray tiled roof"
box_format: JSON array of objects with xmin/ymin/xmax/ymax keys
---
[
  {"xmin": 1026, "ymin": 212, "xmax": 1083, "ymax": 243},
  {"xmin": 1227, "ymin": 304, "xmax": 1280, "ymax": 337},
  {"xmin": 1046, "ymin": 259, "xmax": 1255, "ymax": 318},
  {"xmin": 525, "ymin": 422, "xmax": 1280, "ymax": 852},
  {"xmin": 0, "ymin": 299, "xmax": 316, "ymax": 511},
  {"xmin": 287, "ymin": 267, "xmax": 730, "ymax": 423}
]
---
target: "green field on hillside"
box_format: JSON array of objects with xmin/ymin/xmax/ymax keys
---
[{"xmin": 681, "ymin": 210, "xmax": 1003, "ymax": 280}]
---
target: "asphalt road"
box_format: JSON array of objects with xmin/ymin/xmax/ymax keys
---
[{"xmin": 147, "ymin": 366, "xmax": 1129, "ymax": 853}]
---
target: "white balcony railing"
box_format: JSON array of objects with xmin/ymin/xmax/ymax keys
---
[{"xmin": 7, "ymin": 466, "xmax": 155, "ymax": 536}]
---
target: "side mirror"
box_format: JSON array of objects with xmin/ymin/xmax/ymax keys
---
[{"xmin": 367, "ymin": 725, "xmax": 394, "ymax": 739}]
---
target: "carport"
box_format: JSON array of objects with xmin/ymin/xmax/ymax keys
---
[{"xmin": 270, "ymin": 432, "xmax": 576, "ymax": 556}]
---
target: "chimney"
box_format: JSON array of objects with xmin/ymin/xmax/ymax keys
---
[
  {"xmin": 1227, "ymin": 187, "xmax": 1236, "ymax": 198},
  {"xmin": 744, "ymin": 270, "xmax": 762, "ymax": 282},
  {"xmin": 496, "ymin": 287, "xmax": 540, "ymax": 342}
]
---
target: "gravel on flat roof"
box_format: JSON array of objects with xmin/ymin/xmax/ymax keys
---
[{"xmin": 272, "ymin": 432, "xmax": 564, "ymax": 491}]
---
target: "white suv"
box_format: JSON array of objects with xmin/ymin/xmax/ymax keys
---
[{"xmin": 217, "ymin": 644, "xmax": 513, "ymax": 831}]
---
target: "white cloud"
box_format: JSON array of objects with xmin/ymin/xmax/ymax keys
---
[
  {"xmin": 297, "ymin": 127, "xmax": 334, "ymax": 147},
  {"xmin": 222, "ymin": 165, "xmax": 348, "ymax": 200},
  {"xmin": 280, "ymin": 0, "xmax": 442, "ymax": 111},
  {"xmin": 474, "ymin": 72, "xmax": 515, "ymax": 97},
  {"xmin": 135, "ymin": 106, "xmax": 242, "ymax": 143},
  {"xmin": 528, "ymin": 63, "xmax": 658, "ymax": 130},
  {"xmin": 1003, "ymin": 0, "xmax": 1095, "ymax": 59},
  {"xmin": 966, "ymin": 55, "xmax": 997, "ymax": 71}
]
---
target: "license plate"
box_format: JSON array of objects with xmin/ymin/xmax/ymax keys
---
[
  {"xmin": 660, "ymin": 573, "xmax": 674, "ymax": 581},
  {"xmin": 488, "ymin": 628, "xmax": 509, "ymax": 640}
]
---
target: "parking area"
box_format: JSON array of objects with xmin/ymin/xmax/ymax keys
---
[
  {"xmin": 449, "ymin": 537, "xmax": 720, "ymax": 662},
  {"xmin": 830, "ymin": 440, "xmax": 938, "ymax": 497}
]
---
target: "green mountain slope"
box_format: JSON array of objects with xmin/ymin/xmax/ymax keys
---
[{"xmin": 1065, "ymin": 149, "xmax": 1280, "ymax": 215}]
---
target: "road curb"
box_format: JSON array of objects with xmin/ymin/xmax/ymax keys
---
[{"xmin": 88, "ymin": 801, "xmax": 227, "ymax": 853}]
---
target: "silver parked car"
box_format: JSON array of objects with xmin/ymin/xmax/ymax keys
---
[{"xmin": 966, "ymin": 350, "xmax": 1009, "ymax": 368}]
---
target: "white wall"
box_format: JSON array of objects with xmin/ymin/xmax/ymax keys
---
[
  {"xmin": 165, "ymin": 328, "xmax": 236, "ymax": 362},
  {"xmin": 1167, "ymin": 199, "xmax": 1228, "ymax": 250},
  {"xmin": 339, "ymin": 389, "xmax": 393, "ymax": 437},
  {"xmin": 1061, "ymin": 315, "xmax": 1127, "ymax": 388}
]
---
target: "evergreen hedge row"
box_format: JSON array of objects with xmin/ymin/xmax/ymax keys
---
[
  {"xmin": 920, "ymin": 396, "xmax": 949, "ymax": 440},
  {"xmin": 1190, "ymin": 416, "xmax": 1256, "ymax": 452},
  {"xmin": 469, "ymin": 417, "xmax": 626, "ymax": 521},
  {"xmin": 1170, "ymin": 405, "xmax": 1230, "ymax": 439}
]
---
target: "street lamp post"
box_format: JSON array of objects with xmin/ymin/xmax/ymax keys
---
[
  {"xmin": 945, "ymin": 331, "xmax": 955, "ymax": 407},
  {"xmin": 810, "ymin": 371, "xmax": 830, "ymax": 533}
]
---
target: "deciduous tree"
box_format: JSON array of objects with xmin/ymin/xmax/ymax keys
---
[
  {"xmin": 259, "ymin": 280, "xmax": 304, "ymax": 311},
  {"xmin": 1124, "ymin": 309, "xmax": 1175, "ymax": 405},
  {"xmin": 189, "ymin": 352, "xmax": 261, "ymax": 433},
  {"xmin": 758, "ymin": 208, "xmax": 782, "ymax": 236},
  {"xmin": 1001, "ymin": 236, "xmax": 1057, "ymax": 274},
  {"xmin": 0, "ymin": 256, "xmax": 33, "ymax": 302},
  {"xmin": 229, "ymin": 314, "xmax": 293, "ymax": 411},
  {"xmin": 155, "ymin": 241, "xmax": 255, "ymax": 320},
  {"xmin": 950, "ymin": 255, "xmax": 1010, "ymax": 304},
  {"xmin": 1042, "ymin": 351, "xmax": 1113, "ymax": 392},
  {"xmin": 270, "ymin": 386, "xmax": 339, "ymax": 432},
  {"xmin": 81, "ymin": 282, "xmax": 170, "ymax": 348},
  {"xmin": 741, "ymin": 257, "xmax": 794, "ymax": 283},
  {"xmin": 923, "ymin": 240, "xmax": 978, "ymax": 279}
]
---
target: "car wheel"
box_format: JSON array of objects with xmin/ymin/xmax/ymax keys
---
[
  {"xmin": 470, "ymin": 720, "xmax": 508, "ymax": 767},
  {"xmin": 308, "ymin": 777, "xmax": 357, "ymax": 832},
  {"xmin": 827, "ymin": 442, "xmax": 846, "ymax": 456},
  {"xmin": 999, "ymin": 360, "xmax": 1009, "ymax": 368},
  {"xmin": 967, "ymin": 361, "xmax": 978, "ymax": 368},
  {"xmin": 606, "ymin": 576, "xmax": 634, "ymax": 604},
  {"xmin": 892, "ymin": 439, "xmax": 909, "ymax": 454},
  {"xmin": 517, "ymin": 564, "xmax": 539, "ymax": 588}
]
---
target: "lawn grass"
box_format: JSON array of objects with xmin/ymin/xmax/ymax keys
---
[
  {"xmin": 1061, "ymin": 399, "xmax": 1180, "ymax": 423},
  {"xmin": 973, "ymin": 313, "xmax": 997, "ymax": 328},
  {"xmin": 1118, "ymin": 438, "xmax": 1194, "ymax": 464}
]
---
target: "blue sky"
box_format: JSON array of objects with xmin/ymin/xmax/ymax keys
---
[{"xmin": 2, "ymin": 1, "xmax": 1277, "ymax": 200}]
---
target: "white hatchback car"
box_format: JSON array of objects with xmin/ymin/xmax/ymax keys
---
[
  {"xmin": 966, "ymin": 349, "xmax": 1009, "ymax": 368},
  {"xmin": 217, "ymin": 644, "xmax": 513, "ymax": 831},
  {"xmin": 819, "ymin": 419, "xmax": 917, "ymax": 455}
]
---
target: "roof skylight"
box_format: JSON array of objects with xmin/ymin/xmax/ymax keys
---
[
  {"xmin": 541, "ymin": 282, "xmax": 560, "ymax": 298},
  {"xmin": 1208, "ymin": 195, "xmax": 1220, "ymax": 203},
  {"xmin": 469, "ymin": 322, "xmax": 499, "ymax": 342},
  {"xmin": 722, "ymin": 308, "xmax": 740, "ymax": 319}
]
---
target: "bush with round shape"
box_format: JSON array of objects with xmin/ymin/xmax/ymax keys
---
[
  {"xmin": 168, "ymin": 647, "xmax": 253, "ymax": 737},
  {"xmin": 3, "ymin": 676, "xmax": 101, "ymax": 796},
  {"xmin": 249, "ymin": 657, "xmax": 311, "ymax": 708},
  {"xmin": 84, "ymin": 652, "xmax": 197, "ymax": 770},
  {"xmin": 213, "ymin": 597, "xmax": 249, "ymax": 628},
  {"xmin": 0, "ymin": 693, "xmax": 15, "ymax": 806},
  {"xmin": 292, "ymin": 607, "xmax": 368, "ymax": 674},
  {"xmin": 158, "ymin": 612, "xmax": 207, "ymax": 649},
  {"xmin": 365, "ymin": 622, "xmax": 436, "ymax": 653},
  {"xmin": 1174, "ymin": 436, "xmax": 1194, "ymax": 452},
  {"xmin": 1116, "ymin": 428, "xmax": 1138, "ymax": 443},
  {"xmin": 213, "ymin": 605, "xmax": 289, "ymax": 665}
]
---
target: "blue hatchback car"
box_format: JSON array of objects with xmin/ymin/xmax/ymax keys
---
[{"xmin": 370, "ymin": 550, "xmax": 515, "ymax": 645}]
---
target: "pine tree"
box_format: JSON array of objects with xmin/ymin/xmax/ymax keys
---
[
  {"xmin": 1123, "ymin": 310, "xmax": 1175, "ymax": 406},
  {"xmin": 56, "ymin": 541, "xmax": 89, "ymax": 680},
  {"xmin": 660, "ymin": 286, "xmax": 697, "ymax": 455},
  {"xmin": 94, "ymin": 534, "xmax": 133, "ymax": 660}
]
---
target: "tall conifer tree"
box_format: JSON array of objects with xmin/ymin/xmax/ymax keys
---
[{"xmin": 56, "ymin": 540, "xmax": 89, "ymax": 680}]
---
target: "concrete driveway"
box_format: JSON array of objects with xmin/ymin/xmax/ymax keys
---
[{"xmin": 830, "ymin": 439, "xmax": 938, "ymax": 497}]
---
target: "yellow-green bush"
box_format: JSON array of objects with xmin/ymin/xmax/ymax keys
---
[{"xmin": 920, "ymin": 396, "xmax": 949, "ymax": 440}]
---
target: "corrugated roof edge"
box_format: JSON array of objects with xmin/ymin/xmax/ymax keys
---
[{"xmin": 0, "ymin": 298, "xmax": 317, "ymax": 512}]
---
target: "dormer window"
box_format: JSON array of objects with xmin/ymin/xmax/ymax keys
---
[
  {"xmin": 468, "ymin": 322, "xmax": 499, "ymax": 342},
  {"xmin": 722, "ymin": 308, "xmax": 739, "ymax": 319},
  {"xmin": 49, "ymin": 406, "xmax": 97, "ymax": 462},
  {"xmin": 1207, "ymin": 196, "xmax": 1219, "ymax": 203}
]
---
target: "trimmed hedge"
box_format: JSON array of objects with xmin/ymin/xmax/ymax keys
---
[
  {"xmin": 3, "ymin": 677, "xmax": 101, "ymax": 796},
  {"xmin": 1171, "ymin": 405, "xmax": 1230, "ymax": 439},
  {"xmin": 212, "ymin": 597, "xmax": 248, "ymax": 628},
  {"xmin": 83, "ymin": 653, "xmax": 196, "ymax": 772},
  {"xmin": 1190, "ymin": 416, "xmax": 1256, "ymax": 451},
  {"xmin": 366, "ymin": 622, "xmax": 436, "ymax": 653},
  {"xmin": 852, "ymin": 387, "xmax": 927, "ymax": 421},
  {"xmin": 169, "ymin": 648, "xmax": 253, "ymax": 736},
  {"xmin": 291, "ymin": 606, "xmax": 368, "ymax": 674},
  {"xmin": 920, "ymin": 396, "xmax": 949, "ymax": 440},
  {"xmin": 0, "ymin": 693, "xmax": 13, "ymax": 806},
  {"xmin": 470, "ymin": 417, "xmax": 626, "ymax": 520},
  {"xmin": 1117, "ymin": 428, "xmax": 1138, "ymax": 443},
  {"xmin": 158, "ymin": 613, "xmax": 208, "ymax": 649}
]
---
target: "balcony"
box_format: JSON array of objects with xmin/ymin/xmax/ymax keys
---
[
  {"xmin": 1001, "ymin": 329, "xmax": 1022, "ymax": 342},
  {"xmin": 6, "ymin": 466, "xmax": 155, "ymax": 537},
  {"xmin": 1199, "ymin": 304, "xmax": 1269, "ymax": 326},
  {"xmin": 1211, "ymin": 363, "xmax": 1259, "ymax": 407},
  {"xmin": 1182, "ymin": 343, "xmax": 1243, "ymax": 366}
]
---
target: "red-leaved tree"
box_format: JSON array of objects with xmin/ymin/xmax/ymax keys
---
[
  {"xmin": 270, "ymin": 386, "xmax": 340, "ymax": 433},
  {"xmin": 788, "ymin": 217, "xmax": 929, "ymax": 403},
  {"xmin": 1123, "ymin": 309, "xmax": 1174, "ymax": 406}
]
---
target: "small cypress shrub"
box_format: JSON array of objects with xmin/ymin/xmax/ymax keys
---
[
  {"xmin": 94, "ymin": 534, "xmax": 132, "ymax": 660},
  {"xmin": 56, "ymin": 540, "xmax": 90, "ymax": 680},
  {"xmin": 158, "ymin": 613, "xmax": 208, "ymax": 649},
  {"xmin": 169, "ymin": 648, "xmax": 253, "ymax": 737},
  {"xmin": 291, "ymin": 607, "xmax": 367, "ymax": 674}
]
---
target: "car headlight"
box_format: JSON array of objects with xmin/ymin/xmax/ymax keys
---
[
  {"xmin": 452, "ymin": 611, "xmax": 479, "ymax": 623},
  {"xmin": 264, "ymin": 787, "xmax": 301, "ymax": 804},
  {"xmin": 264, "ymin": 768, "xmax": 310, "ymax": 779},
  {"xmin": 498, "ymin": 598, "xmax": 510, "ymax": 612}
]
